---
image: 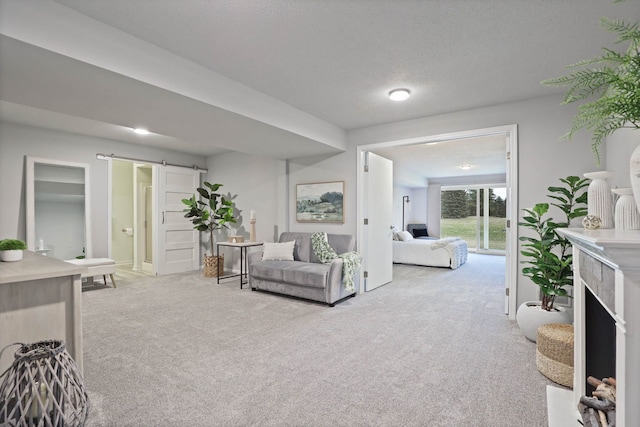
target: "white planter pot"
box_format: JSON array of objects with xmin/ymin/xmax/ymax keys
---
[
  {"xmin": 516, "ymin": 301, "xmax": 572, "ymax": 342},
  {"xmin": 612, "ymin": 188, "xmax": 640, "ymax": 230},
  {"xmin": 584, "ymin": 171, "xmax": 614, "ymax": 229},
  {"xmin": 0, "ymin": 249, "xmax": 24, "ymax": 262}
]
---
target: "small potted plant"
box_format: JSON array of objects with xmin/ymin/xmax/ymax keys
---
[
  {"xmin": 182, "ymin": 182, "xmax": 236, "ymax": 277},
  {"xmin": 516, "ymin": 176, "xmax": 589, "ymax": 341},
  {"xmin": 0, "ymin": 238, "xmax": 27, "ymax": 262}
]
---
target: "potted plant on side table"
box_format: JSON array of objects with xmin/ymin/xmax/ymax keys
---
[
  {"xmin": 182, "ymin": 182, "xmax": 236, "ymax": 278},
  {"xmin": 516, "ymin": 176, "xmax": 589, "ymax": 342},
  {"xmin": 0, "ymin": 239, "xmax": 27, "ymax": 262}
]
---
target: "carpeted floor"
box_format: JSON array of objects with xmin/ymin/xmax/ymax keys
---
[{"xmin": 81, "ymin": 253, "xmax": 552, "ymax": 426}]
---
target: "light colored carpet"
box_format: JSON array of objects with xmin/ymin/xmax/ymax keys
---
[{"xmin": 81, "ymin": 253, "xmax": 552, "ymax": 426}]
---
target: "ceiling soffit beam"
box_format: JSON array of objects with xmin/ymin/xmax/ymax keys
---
[{"xmin": 0, "ymin": 0, "xmax": 346, "ymax": 151}]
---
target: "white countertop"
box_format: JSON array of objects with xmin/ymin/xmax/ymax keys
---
[{"xmin": 0, "ymin": 251, "xmax": 84, "ymax": 284}]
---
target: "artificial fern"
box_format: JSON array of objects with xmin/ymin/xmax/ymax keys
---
[{"xmin": 543, "ymin": 17, "xmax": 640, "ymax": 164}]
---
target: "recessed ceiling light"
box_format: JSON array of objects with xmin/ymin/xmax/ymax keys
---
[
  {"xmin": 133, "ymin": 128, "xmax": 150, "ymax": 135},
  {"xmin": 389, "ymin": 89, "xmax": 411, "ymax": 101},
  {"xmin": 459, "ymin": 163, "xmax": 472, "ymax": 170}
]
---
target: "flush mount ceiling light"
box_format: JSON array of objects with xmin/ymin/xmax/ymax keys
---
[
  {"xmin": 132, "ymin": 128, "xmax": 150, "ymax": 135},
  {"xmin": 459, "ymin": 163, "xmax": 473, "ymax": 170},
  {"xmin": 389, "ymin": 88, "xmax": 411, "ymax": 101}
]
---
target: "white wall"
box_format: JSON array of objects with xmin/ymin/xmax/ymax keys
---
[
  {"xmin": 0, "ymin": 122, "xmax": 206, "ymax": 257},
  {"xmin": 606, "ymin": 128, "xmax": 640, "ymax": 189},
  {"xmin": 411, "ymin": 188, "xmax": 428, "ymax": 227},
  {"xmin": 427, "ymin": 184, "xmax": 442, "ymax": 238},
  {"xmin": 288, "ymin": 152, "xmax": 356, "ymax": 234},
  {"xmin": 205, "ymin": 152, "xmax": 286, "ymax": 272}
]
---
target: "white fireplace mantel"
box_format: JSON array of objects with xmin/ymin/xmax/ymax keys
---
[{"xmin": 556, "ymin": 228, "xmax": 640, "ymax": 427}]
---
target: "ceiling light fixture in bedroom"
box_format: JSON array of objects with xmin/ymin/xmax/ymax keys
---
[
  {"xmin": 389, "ymin": 89, "xmax": 411, "ymax": 101},
  {"xmin": 132, "ymin": 128, "xmax": 150, "ymax": 135},
  {"xmin": 459, "ymin": 163, "xmax": 472, "ymax": 170}
]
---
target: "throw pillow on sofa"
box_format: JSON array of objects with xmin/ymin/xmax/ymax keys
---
[{"xmin": 262, "ymin": 241, "xmax": 295, "ymax": 261}]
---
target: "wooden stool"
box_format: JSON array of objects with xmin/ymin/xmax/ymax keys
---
[
  {"xmin": 65, "ymin": 258, "xmax": 117, "ymax": 288},
  {"xmin": 536, "ymin": 323, "xmax": 574, "ymax": 388}
]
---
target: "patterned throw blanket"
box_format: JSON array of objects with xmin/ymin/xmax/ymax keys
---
[{"xmin": 311, "ymin": 232, "xmax": 361, "ymax": 293}]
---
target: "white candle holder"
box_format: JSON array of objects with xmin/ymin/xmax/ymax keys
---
[
  {"xmin": 250, "ymin": 219, "xmax": 256, "ymax": 242},
  {"xmin": 584, "ymin": 171, "xmax": 614, "ymax": 229},
  {"xmin": 612, "ymin": 188, "xmax": 640, "ymax": 230}
]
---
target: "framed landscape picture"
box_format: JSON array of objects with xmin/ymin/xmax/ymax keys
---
[{"xmin": 296, "ymin": 181, "xmax": 344, "ymax": 223}]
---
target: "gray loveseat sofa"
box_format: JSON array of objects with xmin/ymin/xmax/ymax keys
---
[{"xmin": 248, "ymin": 232, "xmax": 359, "ymax": 306}]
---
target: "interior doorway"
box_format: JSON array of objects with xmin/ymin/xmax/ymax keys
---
[
  {"xmin": 110, "ymin": 159, "xmax": 154, "ymax": 276},
  {"xmin": 357, "ymin": 124, "xmax": 518, "ymax": 318}
]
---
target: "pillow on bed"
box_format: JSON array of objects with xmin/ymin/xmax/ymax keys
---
[
  {"xmin": 412, "ymin": 228, "xmax": 428, "ymax": 237},
  {"xmin": 398, "ymin": 231, "xmax": 414, "ymax": 241},
  {"xmin": 262, "ymin": 241, "xmax": 295, "ymax": 261}
]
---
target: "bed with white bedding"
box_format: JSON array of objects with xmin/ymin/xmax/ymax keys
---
[{"xmin": 392, "ymin": 232, "xmax": 468, "ymax": 269}]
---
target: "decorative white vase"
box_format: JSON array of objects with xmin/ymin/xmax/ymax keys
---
[
  {"xmin": 584, "ymin": 171, "xmax": 614, "ymax": 229},
  {"xmin": 631, "ymin": 144, "xmax": 640, "ymax": 212},
  {"xmin": 516, "ymin": 301, "xmax": 572, "ymax": 342},
  {"xmin": 612, "ymin": 188, "xmax": 640, "ymax": 230},
  {"xmin": 0, "ymin": 249, "xmax": 23, "ymax": 262}
]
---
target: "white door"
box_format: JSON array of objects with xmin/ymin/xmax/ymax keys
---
[
  {"xmin": 504, "ymin": 133, "xmax": 516, "ymax": 315},
  {"xmin": 154, "ymin": 165, "xmax": 200, "ymax": 275},
  {"xmin": 364, "ymin": 152, "xmax": 394, "ymax": 291}
]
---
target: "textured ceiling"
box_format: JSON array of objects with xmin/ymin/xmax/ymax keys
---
[
  {"xmin": 371, "ymin": 134, "xmax": 507, "ymax": 186},
  {"xmin": 51, "ymin": 0, "xmax": 640, "ymax": 129},
  {"xmin": 1, "ymin": 0, "xmax": 639, "ymax": 171}
]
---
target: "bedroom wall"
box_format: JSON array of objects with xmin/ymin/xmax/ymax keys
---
[
  {"xmin": 0, "ymin": 121, "xmax": 206, "ymax": 257},
  {"xmin": 393, "ymin": 184, "xmax": 413, "ymax": 231},
  {"xmin": 411, "ymin": 187, "xmax": 428, "ymax": 228},
  {"xmin": 427, "ymin": 184, "xmax": 442, "ymax": 238}
]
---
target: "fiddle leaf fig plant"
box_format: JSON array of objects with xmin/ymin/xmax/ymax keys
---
[
  {"xmin": 519, "ymin": 176, "xmax": 589, "ymax": 311},
  {"xmin": 182, "ymin": 182, "xmax": 236, "ymax": 256},
  {"xmin": 542, "ymin": 17, "xmax": 640, "ymax": 164}
]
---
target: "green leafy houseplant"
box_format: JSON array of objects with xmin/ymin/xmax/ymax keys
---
[
  {"xmin": 542, "ymin": 17, "xmax": 640, "ymax": 164},
  {"xmin": 0, "ymin": 239, "xmax": 27, "ymax": 251},
  {"xmin": 182, "ymin": 182, "xmax": 236, "ymax": 256},
  {"xmin": 519, "ymin": 176, "xmax": 589, "ymax": 311}
]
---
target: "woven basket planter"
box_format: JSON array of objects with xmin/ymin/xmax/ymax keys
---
[
  {"xmin": 536, "ymin": 323, "xmax": 574, "ymax": 388},
  {"xmin": 0, "ymin": 340, "xmax": 89, "ymax": 426},
  {"xmin": 203, "ymin": 254, "xmax": 224, "ymax": 277}
]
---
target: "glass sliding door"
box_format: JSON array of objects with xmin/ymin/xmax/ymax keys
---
[{"xmin": 440, "ymin": 186, "xmax": 506, "ymax": 254}]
